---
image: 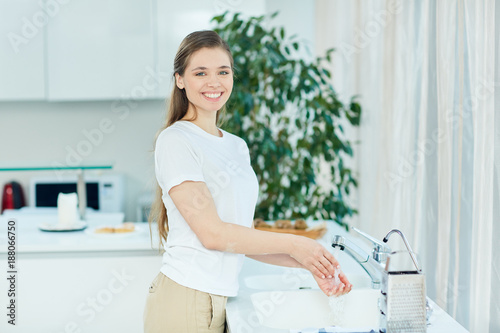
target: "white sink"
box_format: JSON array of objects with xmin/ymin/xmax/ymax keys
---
[
  {"xmin": 244, "ymin": 272, "xmax": 372, "ymax": 291},
  {"xmin": 250, "ymin": 289, "xmax": 381, "ymax": 331}
]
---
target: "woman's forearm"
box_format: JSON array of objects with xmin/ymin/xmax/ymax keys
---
[
  {"xmin": 209, "ymin": 222, "xmax": 339, "ymax": 279},
  {"xmin": 246, "ymin": 253, "xmax": 305, "ymax": 268},
  {"xmin": 206, "ymin": 221, "xmax": 299, "ymax": 256}
]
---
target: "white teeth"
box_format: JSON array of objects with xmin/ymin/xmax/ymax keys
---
[{"xmin": 204, "ymin": 93, "xmax": 221, "ymax": 99}]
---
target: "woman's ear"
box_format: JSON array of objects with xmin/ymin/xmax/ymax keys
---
[{"xmin": 175, "ymin": 73, "xmax": 184, "ymax": 89}]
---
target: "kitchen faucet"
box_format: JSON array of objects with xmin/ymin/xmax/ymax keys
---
[
  {"xmin": 331, "ymin": 227, "xmax": 391, "ymax": 289},
  {"xmin": 333, "ymin": 228, "xmax": 430, "ymax": 330}
]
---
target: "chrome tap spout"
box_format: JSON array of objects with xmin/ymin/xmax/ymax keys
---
[
  {"xmin": 383, "ymin": 229, "xmax": 422, "ymax": 272},
  {"xmin": 332, "ymin": 235, "xmax": 386, "ymax": 289}
]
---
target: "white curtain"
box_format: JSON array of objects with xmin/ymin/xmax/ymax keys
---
[{"xmin": 316, "ymin": 1, "xmax": 499, "ymax": 332}]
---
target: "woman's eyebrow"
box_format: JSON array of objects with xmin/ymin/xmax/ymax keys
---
[{"xmin": 191, "ymin": 65, "xmax": 231, "ymax": 71}]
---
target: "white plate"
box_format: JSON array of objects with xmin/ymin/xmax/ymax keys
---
[
  {"xmin": 85, "ymin": 224, "xmax": 143, "ymax": 237},
  {"xmin": 39, "ymin": 221, "xmax": 88, "ymax": 232}
]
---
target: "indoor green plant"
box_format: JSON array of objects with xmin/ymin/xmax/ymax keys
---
[{"xmin": 212, "ymin": 12, "xmax": 362, "ymax": 229}]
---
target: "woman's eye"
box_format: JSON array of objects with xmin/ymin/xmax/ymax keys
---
[
  {"xmin": 219, "ymin": 71, "xmax": 230, "ymax": 75},
  {"xmin": 195, "ymin": 72, "xmax": 206, "ymax": 76}
]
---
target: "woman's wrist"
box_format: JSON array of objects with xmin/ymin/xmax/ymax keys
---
[{"xmin": 287, "ymin": 234, "xmax": 302, "ymax": 259}]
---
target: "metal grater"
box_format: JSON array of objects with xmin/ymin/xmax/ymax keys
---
[
  {"xmin": 380, "ymin": 272, "xmax": 427, "ymax": 332},
  {"xmin": 378, "ymin": 230, "xmax": 427, "ymax": 333}
]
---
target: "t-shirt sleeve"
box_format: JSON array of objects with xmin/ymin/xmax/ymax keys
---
[{"xmin": 155, "ymin": 129, "xmax": 205, "ymax": 194}]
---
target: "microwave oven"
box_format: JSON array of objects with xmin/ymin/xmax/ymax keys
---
[{"xmin": 29, "ymin": 174, "xmax": 124, "ymax": 212}]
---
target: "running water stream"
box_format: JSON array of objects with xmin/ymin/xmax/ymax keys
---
[{"xmin": 328, "ymin": 248, "xmax": 346, "ymax": 326}]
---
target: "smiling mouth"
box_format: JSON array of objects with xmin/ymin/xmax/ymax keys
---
[{"xmin": 203, "ymin": 92, "xmax": 222, "ymax": 99}]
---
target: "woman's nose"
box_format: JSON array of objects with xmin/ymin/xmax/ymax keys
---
[{"xmin": 207, "ymin": 75, "xmax": 221, "ymax": 87}]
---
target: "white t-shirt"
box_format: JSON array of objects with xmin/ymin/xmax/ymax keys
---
[{"xmin": 154, "ymin": 120, "xmax": 259, "ymax": 296}]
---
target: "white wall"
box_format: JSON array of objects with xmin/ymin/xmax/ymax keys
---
[
  {"xmin": 266, "ymin": 0, "xmax": 315, "ymax": 58},
  {"xmin": 0, "ymin": 100, "xmax": 165, "ymax": 221}
]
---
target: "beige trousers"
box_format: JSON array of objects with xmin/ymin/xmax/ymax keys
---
[{"xmin": 143, "ymin": 272, "xmax": 228, "ymax": 333}]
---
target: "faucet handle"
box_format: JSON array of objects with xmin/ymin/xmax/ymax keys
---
[
  {"xmin": 373, "ymin": 244, "xmax": 389, "ymax": 262},
  {"xmin": 352, "ymin": 227, "xmax": 391, "ymax": 262},
  {"xmin": 352, "ymin": 227, "xmax": 389, "ymax": 249}
]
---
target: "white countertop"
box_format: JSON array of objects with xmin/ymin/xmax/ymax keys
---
[
  {"xmin": 226, "ymin": 222, "xmax": 470, "ymax": 333},
  {"xmin": 0, "ymin": 208, "xmax": 157, "ymax": 254}
]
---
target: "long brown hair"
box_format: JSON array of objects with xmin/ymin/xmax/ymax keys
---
[{"xmin": 149, "ymin": 30, "xmax": 234, "ymax": 250}]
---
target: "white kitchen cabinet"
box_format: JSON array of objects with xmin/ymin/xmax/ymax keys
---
[
  {"xmin": 0, "ymin": 0, "xmax": 45, "ymax": 100},
  {"xmin": 155, "ymin": 0, "xmax": 214, "ymax": 98},
  {"xmin": 0, "ymin": 214, "xmax": 161, "ymax": 333},
  {"xmin": 155, "ymin": 0, "xmax": 266, "ymax": 99},
  {"xmin": 0, "ymin": 254, "xmax": 160, "ymax": 333},
  {"xmin": 45, "ymin": 0, "xmax": 157, "ymax": 101},
  {"xmin": 0, "ymin": 0, "xmax": 282, "ymax": 102}
]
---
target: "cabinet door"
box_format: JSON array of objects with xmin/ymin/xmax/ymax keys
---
[
  {"xmin": 156, "ymin": 0, "xmax": 215, "ymax": 99},
  {"xmin": 155, "ymin": 0, "xmax": 266, "ymax": 99},
  {"xmin": 0, "ymin": 0, "xmax": 45, "ymax": 100},
  {"xmin": 46, "ymin": 0, "xmax": 156, "ymax": 101}
]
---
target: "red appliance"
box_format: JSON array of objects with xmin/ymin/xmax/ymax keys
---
[{"xmin": 1, "ymin": 181, "xmax": 26, "ymax": 213}]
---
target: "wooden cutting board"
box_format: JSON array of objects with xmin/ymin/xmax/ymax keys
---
[{"xmin": 254, "ymin": 226, "xmax": 327, "ymax": 239}]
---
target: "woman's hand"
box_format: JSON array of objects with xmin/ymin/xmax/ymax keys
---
[
  {"xmin": 289, "ymin": 236, "xmax": 341, "ymax": 279},
  {"xmin": 312, "ymin": 266, "xmax": 352, "ymax": 297}
]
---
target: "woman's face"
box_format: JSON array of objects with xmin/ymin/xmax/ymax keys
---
[{"xmin": 176, "ymin": 47, "xmax": 233, "ymax": 116}]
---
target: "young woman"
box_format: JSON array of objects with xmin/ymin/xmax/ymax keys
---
[{"xmin": 144, "ymin": 30, "xmax": 352, "ymax": 333}]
